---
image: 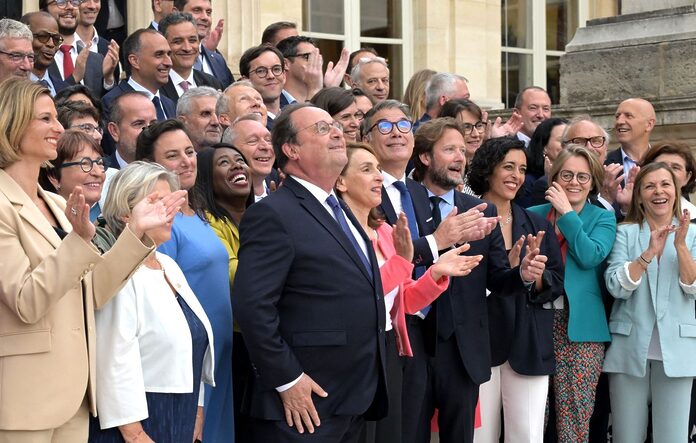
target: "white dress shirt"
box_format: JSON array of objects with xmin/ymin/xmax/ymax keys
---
[
  {"xmin": 95, "ymin": 252, "xmax": 215, "ymax": 429},
  {"xmin": 170, "ymin": 69, "xmax": 197, "ymax": 97}
]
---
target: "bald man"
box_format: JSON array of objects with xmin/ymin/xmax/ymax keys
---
[{"xmin": 606, "ymin": 98, "xmax": 656, "ymax": 178}]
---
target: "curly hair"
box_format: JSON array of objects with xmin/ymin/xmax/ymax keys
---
[{"xmin": 467, "ymin": 136, "xmax": 526, "ymax": 196}]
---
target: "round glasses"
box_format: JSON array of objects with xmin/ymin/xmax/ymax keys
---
[
  {"xmin": 295, "ymin": 120, "xmax": 344, "ymax": 136},
  {"xmin": 33, "ymin": 32, "xmax": 64, "ymax": 46},
  {"xmin": 558, "ymin": 170, "xmax": 591, "ymax": 184},
  {"xmin": 250, "ymin": 64, "xmax": 284, "ymax": 79},
  {"xmin": 58, "ymin": 157, "xmax": 106, "ymax": 173},
  {"xmin": 47, "ymin": 0, "xmax": 83, "ymax": 7},
  {"xmin": 367, "ymin": 118, "xmax": 413, "ymax": 135},
  {"xmin": 70, "ymin": 123, "xmax": 103, "ymax": 135},
  {"xmin": 462, "ymin": 121, "xmax": 486, "ymax": 135},
  {"xmin": 563, "ymin": 136, "xmax": 606, "ymax": 148}
]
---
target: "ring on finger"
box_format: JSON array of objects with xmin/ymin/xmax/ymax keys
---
[{"xmin": 71, "ymin": 207, "xmax": 77, "ymax": 215}]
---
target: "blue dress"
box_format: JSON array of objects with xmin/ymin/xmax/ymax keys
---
[{"xmin": 158, "ymin": 212, "xmax": 235, "ymax": 442}]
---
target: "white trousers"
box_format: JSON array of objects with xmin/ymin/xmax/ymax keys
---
[{"xmin": 473, "ymin": 361, "xmax": 549, "ymax": 443}]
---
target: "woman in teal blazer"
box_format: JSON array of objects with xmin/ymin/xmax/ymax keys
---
[
  {"xmin": 528, "ymin": 145, "xmax": 616, "ymax": 442},
  {"xmin": 604, "ymin": 162, "xmax": 696, "ymax": 443}
]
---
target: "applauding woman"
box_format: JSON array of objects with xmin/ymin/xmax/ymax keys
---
[
  {"xmin": 528, "ymin": 145, "xmax": 616, "ymax": 442},
  {"xmin": 604, "ymin": 162, "xmax": 696, "ymax": 442},
  {"xmin": 335, "ymin": 142, "xmax": 482, "ymax": 443},
  {"xmin": 0, "ymin": 78, "xmax": 180, "ymax": 441}
]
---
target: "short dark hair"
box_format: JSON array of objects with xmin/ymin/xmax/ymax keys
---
[
  {"xmin": 108, "ymin": 91, "xmax": 151, "ymax": 124},
  {"xmin": 360, "ymin": 99, "xmax": 410, "ymax": 141},
  {"xmin": 261, "ymin": 21, "xmax": 297, "ymax": 45},
  {"xmin": 514, "ymin": 86, "xmax": 548, "ymax": 109},
  {"xmin": 276, "ymin": 35, "xmax": 317, "ymax": 58},
  {"xmin": 54, "ymin": 84, "xmax": 103, "ymax": 120},
  {"xmin": 42, "ymin": 129, "xmax": 103, "ymax": 187},
  {"xmin": 122, "ymin": 28, "xmax": 160, "ymax": 77},
  {"xmin": 159, "ymin": 11, "xmax": 197, "ymax": 38},
  {"xmin": 310, "ymin": 87, "xmax": 356, "ymax": 118},
  {"xmin": 57, "ymin": 101, "xmax": 101, "ymax": 130},
  {"xmin": 438, "ymin": 98, "xmax": 482, "ymax": 120},
  {"xmin": 526, "ymin": 117, "xmax": 568, "ymax": 177},
  {"xmin": 412, "ymin": 117, "xmax": 466, "ymax": 182},
  {"xmin": 642, "ymin": 140, "xmax": 696, "ymax": 194},
  {"xmin": 239, "ymin": 45, "xmax": 285, "ymax": 78},
  {"xmin": 135, "ymin": 119, "xmax": 189, "ymax": 161},
  {"xmin": 172, "ymin": 0, "xmax": 195, "ymax": 11},
  {"xmin": 195, "ymin": 144, "xmax": 254, "ymax": 225},
  {"xmin": 467, "ymin": 136, "xmax": 526, "ymax": 196},
  {"xmin": 271, "ymin": 103, "xmax": 314, "ymax": 169}
]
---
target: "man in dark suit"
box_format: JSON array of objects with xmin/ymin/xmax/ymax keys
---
[
  {"xmin": 173, "ymin": 0, "xmax": 235, "ymax": 88},
  {"xmin": 94, "ymin": 0, "xmax": 126, "ymax": 47},
  {"xmin": 149, "ymin": 0, "xmax": 176, "ymax": 31},
  {"xmin": 605, "ymin": 98, "xmax": 655, "ymax": 177},
  {"xmin": 176, "ymin": 87, "xmax": 223, "ymax": 151},
  {"xmin": 76, "ymin": 0, "xmax": 120, "ymax": 82},
  {"xmin": 102, "ymin": 28, "xmax": 175, "ymax": 120},
  {"xmin": 404, "ymin": 118, "xmax": 548, "ymax": 443},
  {"xmin": 232, "ymin": 103, "xmax": 388, "ymax": 442},
  {"xmin": 20, "ymin": 12, "xmax": 70, "ymax": 96},
  {"xmin": 104, "ymin": 91, "xmax": 157, "ymax": 169},
  {"xmin": 240, "ymin": 45, "xmax": 287, "ymax": 131},
  {"xmin": 158, "ymin": 12, "xmax": 223, "ymax": 106}
]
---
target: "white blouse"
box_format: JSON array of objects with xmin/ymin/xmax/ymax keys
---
[{"xmin": 95, "ymin": 252, "xmax": 215, "ymax": 429}]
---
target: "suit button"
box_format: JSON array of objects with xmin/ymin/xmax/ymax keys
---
[{"xmin": 378, "ymin": 327, "xmax": 383, "ymax": 333}]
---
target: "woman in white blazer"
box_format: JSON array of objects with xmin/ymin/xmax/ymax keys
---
[
  {"xmin": 89, "ymin": 162, "xmax": 215, "ymax": 443},
  {"xmin": 604, "ymin": 162, "xmax": 696, "ymax": 442}
]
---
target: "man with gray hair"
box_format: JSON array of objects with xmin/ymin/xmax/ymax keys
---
[
  {"xmin": 177, "ymin": 86, "xmax": 222, "ymax": 151},
  {"xmin": 413, "ymin": 72, "xmax": 470, "ymax": 131},
  {"xmin": 0, "ymin": 18, "xmax": 34, "ymax": 82},
  {"xmin": 217, "ymin": 79, "xmax": 268, "ymax": 129},
  {"xmin": 351, "ymin": 56, "xmax": 390, "ymax": 104}
]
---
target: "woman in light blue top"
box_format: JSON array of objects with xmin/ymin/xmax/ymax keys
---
[{"xmin": 604, "ymin": 162, "xmax": 696, "ymax": 443}]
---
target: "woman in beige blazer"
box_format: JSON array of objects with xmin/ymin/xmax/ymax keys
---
[{"xmin": 0, "ymin": 78, "xmax": 185, "ymax": 443}]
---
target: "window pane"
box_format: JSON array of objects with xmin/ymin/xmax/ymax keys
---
[
  {"xmin": 360, "ymin": 0, "xmax": 402, "ymax": 38},
  {"xmin": 546, "ymin": 0, "xmax": 578, "ymax": 51},
  {"xmin": 546, "ymin": 55, "xmax": 560, "ymax": 104},
  {"xmin": 501, "ymin": 52, "xmax": 533, "ymax": 108},
  {"xmin": 312, "ymin": 38, "xmax": 345, "ymax": 82},
  {"xmin": 502, "ymin": 0, "xmax": 532, "ymax": 49},
  {"xmin": 360, "ymin": 43, "xmax": 403, "ymax": 100},
  {"xmin": 303, "ymin": 0, "xmax": 344, "ymax": 35}
]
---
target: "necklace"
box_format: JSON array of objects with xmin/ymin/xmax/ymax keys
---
[{"xmin": 501, "ymin": 207, "xmax": 513, "ymax": 225}]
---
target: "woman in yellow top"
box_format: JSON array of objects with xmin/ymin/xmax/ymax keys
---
[{"xmin": 194, "ymin": 142, "xmax": 254, "ymax": 441}]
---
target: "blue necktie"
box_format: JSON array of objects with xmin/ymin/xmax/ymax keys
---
[
  {"xmin": 326, "ymin": 195, "xmax": 372, "ymax": 278},
  {"xmin": 392, "ymin": 181, "xmax": 419, "ymax": 239},
  {"xmin": 152, "ymin": 96, "xmax": 166, "ymax": 120}
]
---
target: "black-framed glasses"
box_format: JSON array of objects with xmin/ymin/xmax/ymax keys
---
[
  {"xmin": 563, "ymin": 136, "xmax": 606, "ymax": 148},
  {"xmin": 250, "ymin": 64, "xmax": 283, "ymax": 78},
  {"xmin": 286, "ymin": 52, "xmax": 312, "ymax": 62},
  {"xmin": 0, "ymin": 50, "xmax": 35, "ymax": 64},
  {"xmin": 33, "ymin": 31, "xmax": 64, "ymax": 46},
  {"xmin": 462, "ymin": 121, "xmax": 486, "ymax": 135},
  {"xmin": 558, "ymin": 170, "xmax": 591, "ymax": 184},
  {"xmin": 295, "ymin": 120, "xmax": 343, "ymax": 136},
  {"xmin": 337, "ymin": 110, "xmax": 365, "ymax": 123},
  {"xmin": 58, "ymin": 157, "xmax": 105, "ymax": 173},
  {"xmin": 367, "ymin": 118, "xmax": 413, "ymax": 135},
  {"xmin": 47, "ymin": 0, "xmax": 83, "ymax": 8},
  {"xmin": 70, "ymin": 123, "xmax": 103, "ymax": 135}
]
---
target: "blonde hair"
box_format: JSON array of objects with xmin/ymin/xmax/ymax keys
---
[
  {"xmin": 549, "ymin": 144, "xmax": 604, "ymax": 196},
  {"xmin": 102, "ymin": 161, "xmax": 179, "ymax": 236},
  {"xmin": 403, "ymin": 69, "xmax": 436, "ymax": 121},
  {"xmin": 0, "ymin": 78, "xmax": 51, "ymax": 168},
  {"xmin": 623, "ymin": 162, "xmax": 682, "ymax": 225}
]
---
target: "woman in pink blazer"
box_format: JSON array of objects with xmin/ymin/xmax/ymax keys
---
[{"xmin": 335, "ymin": 141, "xmax": 482, "ymax": 443}]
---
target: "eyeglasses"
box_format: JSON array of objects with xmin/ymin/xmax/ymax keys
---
[
  {"xmin": 295, "ymin": 120, "xmax": 343, "ymax": 136},
  {"xmin": 33, "ymin": 32, "xmax": 64, "ymax": 46},
  {"xmin": 58, "ymin": 157, "xmax": 105, "ymax": 173},
  {"xmin": 366, "ymin": 118, "xmax": 413, "ymax": 135},
  {"xmin": 337, "ymin": 110, "xmax": 365, "ymax": 123},
  {"xmin": 46, "ymin": 0, "xmax": 83, "ymax": 8},
  {"xmin": 563, "ymin": 136, "xmax": 606, "ymax": 148},
  {"xmin": 286, "ymin": 52, "xmax": 311, "ymax": 62},
  {"xmin": 70, "ymin": 123, "xmax": 103, "ymax": 135},
  {"xmin": 558, "ymin": 170, "xmax": 591, "ymax": 184},
  {"xmin": 462, "ymin": 121, "xmax": 486, "ymax": 135},
  {"xmin": 250, "ymin": 64, "xmax": 284, "ymax": 79},
  {"xmin": 0, "ymin": 50, "xmax": 35, "ymax": 64}
]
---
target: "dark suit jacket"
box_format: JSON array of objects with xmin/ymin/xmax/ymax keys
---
[
  {"xmin": 46, "ymin": 71, "xmax": 71, "ymax": 95},
  {"xmin": 232, "ymin": 177, "xmax": 388, "ymax": 420},
  {"xmin": 48, "ymin": 49, "xmax": 108, "ymax": 97},
  {"xmin": 102, "ymin": 80, "xmax": 176, "ymax": 120},
  {"xmin": 94, "ymin": 0, "xmax": 126, "ymax": 35},
  {"xmin": 487, "ymin": 203, "xmax": 563, "ymax": 376},
  {"xmin": 378, "ymin": 178, "xmax": 435, "ymax": 267},
  {"xmin": 96, "ymin": 36, "xmax": 120, "ymax": 83},
  {"xmin": 199, "ymin": 45, "xmax": 234, "ymax": 89},
  {"xmin": 105, "ymin": 152, "xmax": 120, "ymax": 170},
  {"xmin": 421, "ymin": 191, "xmax": 528, "ymax": 384},
  {"xmin": 159, "ymin": 70, "xmax": 224, "ymax": 105}
]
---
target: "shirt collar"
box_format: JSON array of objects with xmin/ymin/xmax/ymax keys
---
[
  {"xmin": 426, "ymin": 188, "xmax": 455, "ymax": 207},
  {"xmin": 169, "ymin": 69, "xmax": 194, "ymax": 87},
  {"xmin": 150, "ymin": 21, "xmax": 159, "ymax": 31},
  {"xmin": 127, "ymin": 77, "xmax": 160, "ymax": 99},
  {"xmin": 282, "ymin": 89, "xmax": 297, "ymax": 104},
  {"xmin": 115, "ymin": 150, "xmax": 129, "ymax": 169},
  {"xmin": 290, "ymin": 175, "xmax": 334, "ymax": 205},
  {"xmin": 382, "ymin": 170, "xmax": 406, "ymax": 188}
]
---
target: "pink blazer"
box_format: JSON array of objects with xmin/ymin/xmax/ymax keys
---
[{"xmin": 372, "ymin": 223, "xmax": 449, "ymax": 357}]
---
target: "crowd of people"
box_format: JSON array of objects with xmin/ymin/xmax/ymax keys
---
[{"xmin": 0, "ymin": 1, "xmax": 695, "ymax": 443}]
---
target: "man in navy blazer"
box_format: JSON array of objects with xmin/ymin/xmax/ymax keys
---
[
  {"xmin": 174, "ymin": 0, "xmax": 235, "ymax": 88},
  {"xmin": 76, "ymin": 0, "xmax": 120, "ymax": 82},
  {"xmin": 21, "ymin": 12, "xmax": 71, "ymax": 96},
  {"xmin": 232, "ymin": 103, "xmax": 388, "ymax": 441},
  {"xmin": 404, "ymin": 118, "xmax": 548, "ymax": 443}
]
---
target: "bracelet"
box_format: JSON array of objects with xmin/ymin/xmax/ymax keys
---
[{"xmin": 639, "ymin": 254, "xmax": 651, "ymax": 266}]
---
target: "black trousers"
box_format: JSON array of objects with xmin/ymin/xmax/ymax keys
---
[{"xmin": 250, "ymin": 415, "xmax": 364, "ymax": 443}]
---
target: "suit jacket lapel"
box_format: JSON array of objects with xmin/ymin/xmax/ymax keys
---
[
  {"xmin": 285, "ymin": 178, "xmax": 374, "ymax": 285},
  {"xmin": 638, "ymin": 222, "xmax": 658, "ymax": 305},
  {"xmin": 407, "ymin": 179, "xmax": 432, "ymax": 236},
  {"xmin": 511, "ymin": 204, "xmax": 532, "ymax": 256},
  {"xmin": 379, "ymin": 185, "xmax": 397, "ymax": 225}
]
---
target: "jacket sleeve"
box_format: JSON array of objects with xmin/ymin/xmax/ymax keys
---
[
  {"xmin": 557, "ymin": 208, "xmax": 616, "ymax": 270},
  {"xmin": 604, "ymin": 225, "xmax": 639, "ymax": 300}
]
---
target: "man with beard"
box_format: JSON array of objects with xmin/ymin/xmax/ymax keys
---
[
  {"xmin": 176, "ymin": 86, "xmax": 223, "ymax": 151},
  {"xmin": 239, "ymin": 44, "xmax": 287, "ymax": 130},
  {"xmin": 405, "ymin": 119, "xmax": 547, "ymax": 443},
  {"xmin": 40, "ymin": 0, "xmax": 118, "ymax": 97},
  {"xmin": 512, "ymin": 86, "xmax": 551, "ymax": 147},
  {"xmin": 76, "ymin": 0, "xmax": 120, "ymax": 82},
  {"xmin": 158, "ymin": 12, "xmax": 222, "ymax": 106},
  {"xmin": 173, "ymin": 0, "xmax": 235, "ymax": 88},
  {"xmin": 0, "ymin": 18, "xmax": 35, "ymax": 83}
]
